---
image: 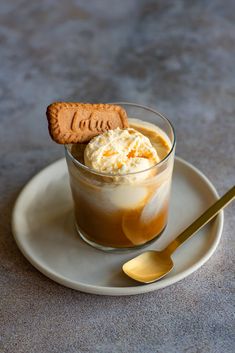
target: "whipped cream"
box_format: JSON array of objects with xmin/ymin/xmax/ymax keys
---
[{"xmin": 84, "ymin": 127, "xmax": 160, "ymax": 175}]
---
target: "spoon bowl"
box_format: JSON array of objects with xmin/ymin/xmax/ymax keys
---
[{"xmin": 123, "ymin": 250, "xmax": 173, "ymax": 283}]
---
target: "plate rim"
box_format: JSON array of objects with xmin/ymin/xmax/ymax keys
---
[{"xmin": 12, "ymin": 157, "xmax": 224, "ymax": 296}]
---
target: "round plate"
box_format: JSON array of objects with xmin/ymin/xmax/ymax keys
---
[{"xmin": 12, "ymin": 157, "xmax": 223, "ymax": 296}]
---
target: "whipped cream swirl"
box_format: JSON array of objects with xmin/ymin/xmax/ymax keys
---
[{"xmin": 84, "ymin": 127, "xmax": 159, "ymax": 175}]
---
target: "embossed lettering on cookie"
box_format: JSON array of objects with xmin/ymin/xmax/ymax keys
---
[{"xmin": 46, "ymin": 102, "xmax": 129, "ymax": 144}]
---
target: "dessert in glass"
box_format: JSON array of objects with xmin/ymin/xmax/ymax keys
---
[{"xmin": 65, "ymin": 103, "xmax": 175, "ymax": 251}]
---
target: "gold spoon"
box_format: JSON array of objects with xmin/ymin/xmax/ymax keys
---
[{"xmin": 123, "ymin": 186, "xmax": 235, "ymax": 283}]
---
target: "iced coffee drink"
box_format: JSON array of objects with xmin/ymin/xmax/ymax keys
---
[{"xmin": 64, "ymin": 104, "xmax": 175, "ymax": 250}]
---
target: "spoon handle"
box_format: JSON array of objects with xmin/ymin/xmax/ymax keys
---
[{"xmin": 165, "ymin": 185, "xmax": 235, "ymax": 255}]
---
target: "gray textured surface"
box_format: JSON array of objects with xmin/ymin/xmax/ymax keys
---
[{"xmin": 0, "ymin": 0, "xmax": 235, "ymax": 352}]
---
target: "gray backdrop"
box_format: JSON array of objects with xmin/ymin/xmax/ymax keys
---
[{"xmin": 1, "ymin": 1, "xmax": 234, "ymax": 352}]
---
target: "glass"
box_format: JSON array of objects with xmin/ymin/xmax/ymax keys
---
[{"xmin": 65, "ymin": 103, "xmax": 176, "ymax": 251}]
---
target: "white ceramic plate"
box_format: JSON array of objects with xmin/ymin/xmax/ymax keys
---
[{"xmin": 12, "ymin": 157, "xmax": 223, "ymax": 296}]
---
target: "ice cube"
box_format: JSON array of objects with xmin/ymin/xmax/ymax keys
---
[
  {"xmin": 141, "ymin": 181, "xmax": 170, "ymax": 223},
  {"xmin": 105, "ymin": 184, "xmax": 148, "ymax": 209}
]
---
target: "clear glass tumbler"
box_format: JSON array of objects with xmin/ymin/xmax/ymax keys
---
[{"xmin": 65, "ymin": 103, "xmax": 176, "ymax": 251}]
